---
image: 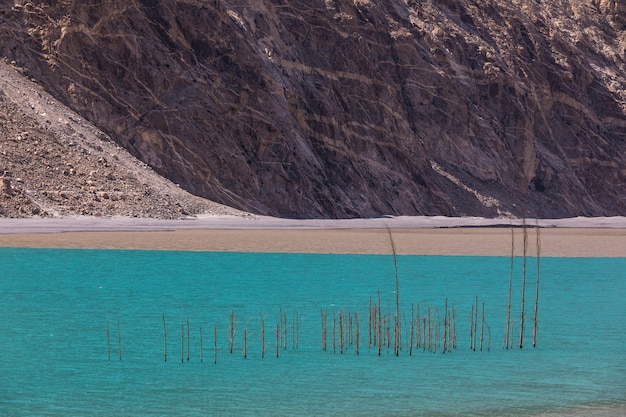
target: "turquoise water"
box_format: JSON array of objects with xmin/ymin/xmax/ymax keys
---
[{"xmin": 1, "ymin": 248, "xmax": 624, "ymax": 416}]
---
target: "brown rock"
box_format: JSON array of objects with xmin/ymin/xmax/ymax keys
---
[
  {"xmin": 1, "ymin": 176, "xmax": 12, "ymax": 195},
  {"xmin": 0, "ymin": 1, "xmax": 624, "ymax": 218}
]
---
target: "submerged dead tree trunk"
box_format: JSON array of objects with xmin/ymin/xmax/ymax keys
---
[
  {"xmin": 339, "ymin": 309, "xmax": 344, "ymax": 354},
  {"xmin": 261, "ymin": 313, "xmax": 266, "ymax": 358},
  {"xmin": 229, "ymin": 311, "xmax": 235, "ymax": 354},
  {"xmin": 321, "ymin": 309, "xmax": 327, "ymax": 351},
  {"xmin": 387, "ymin": 227, "xmax": 401, "ymax": 357},
  {"xmin": 368, "ymin": 297, "xmax": 372, "ymax": 350},
  {"xmin": 275, "ymin": 323, "xmax": 279, "ymax": 358},
  {"xmin": 470, "ymin": 304, "xmax": 474, "ymax": 350},
  {"xmin": 410, "ymin": 304, "xmax": 414, "ymax": 356},
  {"xmin": 295, "ymin": 311, "xmax": 299, "ymax": 350},
  {"xmin": 354, "ymin": 312, "xmax": 360, "ymax": 355},
  {"xmin": 181, "ymin": 324, "xmax": 185, "ymax": 363},
  {"xmin": 533, "ymin": 221, "xmax": 541, "ymax": 347},
  {"xmin": 243, "ymin": 328, "xmax": 247, "ymax": 359},
  {"xmin": 333, "ymin": 310, "xmax": 336, "ymax": 354},
  {"xmin": 442, "ymin": 309, "xmax": 447, "ymax": 353},
  {"xmin": 117, "ymin": 318, "xmax": 122, "ymax": 361},
  {"xmin": 504, "ymin": 228, "xmax": 514, "ymax": 349},
  {"xmin": 480, "ymin": 302, "xmax": 485, "ymax": 351},
  {"xmin": 416, "ymin": 305, "xmax": 421, "ymax": 350},
  {"xmin": 106, "ymin": 320, "xmax": 111, "ymax": 361},
  {"xmin": 520, "ymin": 212, "xmax": 528, "ymax": 349},
  {"xmin": 452, "ymin": 306, "xmax": 457, "ymax": 350},
  {"xmin": 283, "ymin": 310, "xmax": 288, "ymax": 351},
  {"xmin": 162, "ymin": 314, "xmax": 167, "ymax": 362},
  {"xmin": 377, "ymin": 289, "xmax": 382, "ymax": 356}
]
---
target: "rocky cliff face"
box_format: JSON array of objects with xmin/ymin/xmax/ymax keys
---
[
  {"xmin": 0, "ymin": 61, "xmax": 244, "ymax": 218},
  {"xmin": 1, "ymin": 0, "xmax": 625, "ymax": 218}
]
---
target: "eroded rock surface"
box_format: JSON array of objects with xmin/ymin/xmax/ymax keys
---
[
  {"xmin": 0, "ymin": 61, "xmax": 245, "ymax": 218},
  {"xmin": 1, "ymin": 0, "xmax": 625, "ymax": 218}
]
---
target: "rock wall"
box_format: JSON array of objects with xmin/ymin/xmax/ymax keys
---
[
  {"xmin": 1, "ymin": 0, "xmax": 625, "ymax": 218},
  {"xmin": 0, "ymin": 61, "xmax": 243, "ymax": 218}
]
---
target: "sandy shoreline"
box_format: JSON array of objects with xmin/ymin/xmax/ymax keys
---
[{"xmin": 1, "ymin": 215, "xmax": 625, "ymax": 257}]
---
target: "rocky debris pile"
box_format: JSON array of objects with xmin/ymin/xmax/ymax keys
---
[{"xmin": 0, "ymin": 61, "xmax": 247, "ymax": 219}]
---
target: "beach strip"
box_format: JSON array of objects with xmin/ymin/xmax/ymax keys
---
[{"xmin": 0, "ymin": 226, "xmax": 624, "ymax": 257}]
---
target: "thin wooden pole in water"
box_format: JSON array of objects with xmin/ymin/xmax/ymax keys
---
[
  {"xmin": 434, "ymin": 311, "xmax": 440, "ymax": 354},
  {"xmin": 162, "ymin": 314, "xmax": 167, "ymax": 362},
  {"xmin": 468, "ymin": 301, "xmax": 472, "ymax": 351},
  {"xmin": 106, "ymin": 320, "xmax": 111, "ymax": 361},
  {"xmin": 355, "ymin": 312, "xmax": 360, "ymax": 355},
  {"xmin": 387, "ymin": 227, "xmax": 401, "ymax": 357},
  {"xmin": 187, "ymin": 317, "xmax": 190, "ymax": 362},
  {"xmin": 320, "ymin": 309, "xmax": 324, "ymax": 351},
  {"xmin": 200, "ymin": 326, "xmax": 203, "ymax": 363},
  {"xmin": 452, "ymin": 306, "xmax": 457, "ymax": 350},
  {"xmin": 404, "ymin": 311, "xmax": 410, "ymax": 353},
  {"xmin": 372, "ymin": 299, "xmax": 378, "ymax": 349},
  {"xmin": 229, "ymin": 310, "xmax": 235, "ymax": 354},
  {"xmin": 283, "ymin": 311, "xmax": 288, "ymax": 350},
  {"xmin": 394, "ymin": 314, "xmax": 400, "ymax": 356},
  {"xmin": 345, "ymin": 311, "xmax": 349, "ymax": 348},
  {"xmin": 344, "ymin": 311, "xmax": 350, "ymax": 350},
  {"xmin": 448, "ymin": 304, "xmax": 453, "ymax": 352},
  {"xmin": 480, "ymin": 301, "xmax": 485, "ymax": 351},
  {"xmin": 275, "ymin": 323, "xmax": 279, "ymax": 358},
  {"xmin": 117, "ymin": 318, "xmax": 122, "ymax": 361},
  {"xmin": 447, "ymin": 310, "xmax": 452, "ymax": 353},
  {"xmin": 504, "ymin": 228, "xmax": 514, "ymax": 349},
  {"xmin": 443, "ymin": 298, "xmax": 448, "ymax": 354},
  {"xmin": 409, "ymin": 304, "xmax": 414, "ymax": 356},
  {"xmin": 296, "ymin": 311, "xmax": 299, "ymax": 350},
  {"xmin": 474, "ymin": 296, "xmax": 479, "ymax": 351},
  {"xmin": 520, "ymin": 211, "xmax": 528, "ymax": 349},
  {"xmin": 427, "ymin": 307, "xmax": 433, "ymax": 352},
  {"xmin": 533, "ymin": 221, "xmax": 540, "ymax": 348},
  {"xmin": 332, "ymin": 310, "xmax": 336, "ymax": 354},
  {"xmin": 243, "ymin": 328, "xmax": 247, "ymax": 359},
  {"xmin": 320, "ymin": 309, "xmax": 326, "ymax": 351},
  {"xmin": 422, "ymin": 316, "xmax": 427, "ymax": 351},
  {"xmin": 368, "ymin": 296, "xmax": 372, "ymax": 350},
  {"xmin": 339, "ymin": 309, "xmax": 344, "ymax": 354},
  {"xmin": 447, "ymin": 307, "xmax": 452, "ymax": 351},
  {"xmin": 278, "ymin": 308, "xmax": 282, "ymax": 350},
  {"xmin": 377, "ymin": 289, "xmax": 382, "ymax": 356},
  {"xmin": 261, "ymin": 313, "xmax": 266, "ymax": 358},
  {"xmin": 385, "ymin": 312, "xmax": 391, "ymax": 353},
  {"xmin": 325, "ymin": 308, "xmax": 328, "ymax": 351},
  {"xmin": 213, "ymin": 325, "xmax": 217, "ymax": 364},
  {"xmin": 347, "ymin": 311, "xmax": 354, "ymax": 346},
  {"xmin": 416, "ymin": 305, "xmax": 421, "ymax": 350}
]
